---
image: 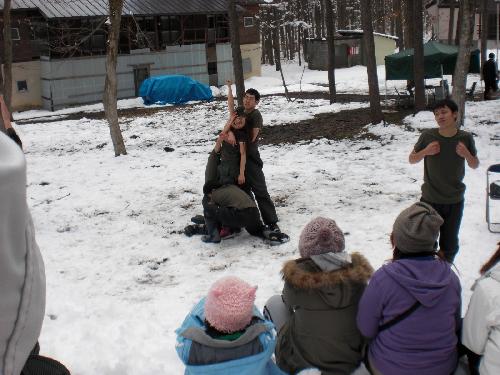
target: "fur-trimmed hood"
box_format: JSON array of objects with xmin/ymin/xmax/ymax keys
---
[{"xmin": 281, "ymin": 252, "xmax": 373, "ymax": 290}]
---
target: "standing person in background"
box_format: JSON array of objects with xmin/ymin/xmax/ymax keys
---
[
  {"xmin": 225, "ymin": 84, "xmax": 281, "ymax": 234},
  {"xmin": 357, "ymin": 202, "xmax": 461, "ymax": 375},
  {"xmin": 462, "ymin": 242, "xmax": 500, "ymax": 375},
  {"xmin": 409, "ymin": 99, "xmax": 479, "ymax": 262},
  {"xmin": 482, "ymin": 53, "xmax": 499, "ymax": 100},
  {"xmin": 0, "ymin": 94, "xmax": 22, "ymax": 149}
]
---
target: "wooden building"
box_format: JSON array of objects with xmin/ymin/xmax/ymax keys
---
[{"xmin": 0, "ymin": 0, "xmax": 261, "ymax": 111}]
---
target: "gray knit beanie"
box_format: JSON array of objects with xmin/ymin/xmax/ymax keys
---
[
  {"xmin": 299, "ymin": 217, "xmax": 345, "ymax": 258},
  {"xmin": 392, "ymin": 202, "xmax": 444, "ymax": 254}
]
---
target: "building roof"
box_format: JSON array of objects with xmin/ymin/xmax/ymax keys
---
[
  {"xmin": 0, "ymin": 0, "xmax": 245, "ymax": 18},
  {"xmin": 337, "ymin": 29, "xmax": 399, "ymax": 40}
]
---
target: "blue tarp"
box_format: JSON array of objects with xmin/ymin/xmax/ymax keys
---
[{"xmin": 139, "ymin": 75, "xmax": 213, "ymax": 105}]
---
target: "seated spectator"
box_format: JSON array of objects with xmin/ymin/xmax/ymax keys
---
[
  {"xmin": 0, "ymin": 94, "xmax": 22, "ymax": 149},
  {"xmin": 175, "ymin": 276, "xmax": 285, "ymax": 374},
  {"xmin": 0, "ymin": 132, "xmax": 45, "ymax": 374},
  {"xmin": 264, "ymin": 217, "xmax": 373, "ymax": 375},
  {"xmin": 462, "ymin": 242, "xmax": 500, "ymax": 375},
  {"xmin": 1, "ymin": 132, "xmax": 70, "ymax": 375},
  {"xmin": 357, "ymin": 202, "xmax": 461, "ymax": 375}
]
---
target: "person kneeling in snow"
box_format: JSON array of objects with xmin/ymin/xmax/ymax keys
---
[
  {"xmin": 175, "ymin": 276, "xmax": 285, "ymax": 375},
  {"xmin": 201, "ymin": 181, "xmax": 288, "ymax": 244}
]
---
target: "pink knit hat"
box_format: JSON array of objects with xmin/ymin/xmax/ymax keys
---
[
  {"xmin": 299, "ymin": 217, "xmax": 345, "ymax": 258},
  {"xmin": 205, "ymin": 276, "xmax": 257, "ymax": 333}
]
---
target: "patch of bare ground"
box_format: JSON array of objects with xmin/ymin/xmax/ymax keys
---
[
  {"xmin": 16, "ymin": 92, "xmax": 414, "ymax": 144},
  {"xmin": 260, "ymin": 105, "xmax": 414, "ymax": 145}
]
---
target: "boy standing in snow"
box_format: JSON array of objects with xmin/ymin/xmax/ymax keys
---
[
  {"xmin": 409, "ymin": 99, "xmax": 479, "ymax": 262},
  {"xmin": 224, "ymin": 83, "xmax": 281, "ymax": 234}
]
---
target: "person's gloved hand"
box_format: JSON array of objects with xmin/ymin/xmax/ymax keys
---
[{"xmin": 6, "ymin": 127, "xmax": 22, "ymax": 149}]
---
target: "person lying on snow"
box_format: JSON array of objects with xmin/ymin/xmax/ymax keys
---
[
  {"xmin": 175, "ymin": 276, "xmax": 286, "ymax": 375},
  {"xmin": 198, "ymin": 181, "xmax": 288, "ymax": 245}
]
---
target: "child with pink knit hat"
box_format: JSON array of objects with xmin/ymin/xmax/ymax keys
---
[{"xmin": 176, "ymin": 276, "xmax": 285, "ymax": 374}]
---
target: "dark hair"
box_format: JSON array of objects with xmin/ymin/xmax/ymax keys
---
[
  {"xmin": 203, "ymin": 181, "xmax": 222, "ymax": 195},
  {"xmin": 432, "ymin": 98, "xmax": 458, "ymax": 113},
  {"xmin": 234, "ymin": 106, "xmax": 245, "ymax": 117},
  {"xmin": 204, "ymin": 319, "xmax": 250, "ymax": 338},
  {"xmin": 489, "ymin": 52, "xmax": 495, "ymax": 59},
  {"xmin": 245, "ymin": 88, "xmax": 260, "ymax": 102},
  {"xmin": 480, "ymin": 242, "xmax": 500, "ymax": 275}
]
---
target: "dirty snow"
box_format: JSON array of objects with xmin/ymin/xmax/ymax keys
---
[{"xmin": 12, "ymin": 61, "xmax": 500, "ymax": 374}]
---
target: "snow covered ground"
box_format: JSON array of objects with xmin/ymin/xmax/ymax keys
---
[{"xmin": 13, "ymin": 62, "xmax": 500, "ymax": 374}]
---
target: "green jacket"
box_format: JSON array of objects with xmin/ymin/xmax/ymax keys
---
[
  {"xmin": 211, "ymin": 184, "xmax": 256, "ymax": 210},
  {"xmin": 275, "ymin": 253, "xmax": 373, "ymax": 375}
]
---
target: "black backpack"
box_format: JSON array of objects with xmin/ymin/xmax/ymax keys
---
[{"xmin": 21, "ymin": 343, "xmax": 70, "ymax": 375}]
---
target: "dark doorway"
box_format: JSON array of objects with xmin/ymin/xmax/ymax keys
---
[{"xmin": 134, "ymin": 66, "xmax": 150, "ymax": 96}]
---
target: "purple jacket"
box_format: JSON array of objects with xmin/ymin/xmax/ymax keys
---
[{"xmin": 357, "ymin": 257, "xmax": 461, "ymax": 375}]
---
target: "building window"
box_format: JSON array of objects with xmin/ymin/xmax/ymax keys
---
[
  {"xmin": 208, "ymin": 62, "xmax": 218, "ymax": 75},
  {"xmin": 244, "ymin": 17, "xmax": 254, "ymax": 28},
  {"xmin": 17, "ymin": 80, "xmax": 28, "ymax": 92},
  {"xmin": 11, "ymin": 28, "xmax": 20, "ymax": 40},
  {"xmin": 216, "ymin": 14, "xmax": 229, "ymax": 41}
]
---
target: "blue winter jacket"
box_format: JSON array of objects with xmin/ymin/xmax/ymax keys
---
[{"xmin": 176, "ymin": 298, "xmax": 286, "ymax": 375}]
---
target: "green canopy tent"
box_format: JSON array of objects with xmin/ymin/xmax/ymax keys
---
[{"xmin": 385, "ymin": 41, "xmax": 480, "ymax": 80}]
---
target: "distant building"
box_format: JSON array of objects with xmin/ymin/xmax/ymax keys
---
[
  {"xmin": 305, "ymin": 30, "xmax": 398, "ymax": 70},
  {"xmin": 425, "ymin": 0, "xmax": 499, "ymax": 48},
  {"xmin": 0, "ymin": 0, "xmax": 261, "ymax": 111}
]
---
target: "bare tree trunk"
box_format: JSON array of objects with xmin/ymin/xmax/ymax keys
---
[
  {"xmin": 229, "ymin": 0, "xmax": 245, "ymax": 105},
  {"xmin": 479, "ymin": 0, "xmax": 489, "ymax": 75},
  {"xmin": 324, "ymin": 0, "xmax": 337, "ymax": 103},
  {"xmin": 361, "ymin": 0, "xmax": 384, "ymax": 123},
  {"xmin": 104, "ymin": 0, "xmax": 127, "ymax": 156},
  {"xmin": 314, "ymin": 2, "xmax": 322, "ymax": 38},
  {"xmin": 267, "ymin": 30, "xmax": 275, "ymax": 65},
  {"xmin": 375, "ymin": 0, "xmax": 385, "ymax": 33},
  {"xmin": 404, "ymin": 0, "xmax": 414, "ymax": 49},
  {"xmin": 272, "ymin": 7, "xmax": 281, "ymax": 71},
  {"xmin": 413, "ymin": 0, "xmax": 426, "ymax": 111},
  {"xmin": 447, "ymin": 1, "xmax": 456, "ymax": 44},
  {"xmin": 298, "ymin": 26, "xmax": 302, "ymax": 66},
  {"xmin": 394, "ymin": 0, "xmax": 404, "ymax": 50},
  {"xmin": 454, "ymin": 4, "xmax": 462, "ymax": 46},
  {"xmin": 2, "ymin": 0, "xmax": 13, "ymax": 112},
  {"xmin": 337, "ymin": 0, "xmax": 348, "ymax": 29},
  {"xmin": 452, "ymin": 0, "xmax": 474, "ymax": 127}
]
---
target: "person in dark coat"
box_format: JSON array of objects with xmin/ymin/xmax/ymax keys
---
[
  {"xmin": 482, "ymin": 53, "xmax": 499, "ymax": 100},
  {"xmin": 265, "ymin": 217, "xmax": 373, "ymax": 375},
  {"xmin": 0, "ymin": 94, "xmax": 22, "ymax": 149},
  {"xmin": 201, "ymin": 182, "xmax": 266, "ymax": 243}
]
